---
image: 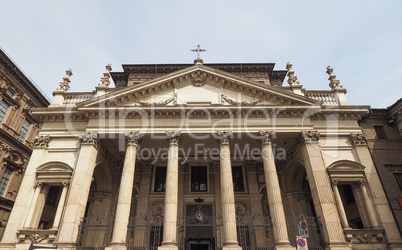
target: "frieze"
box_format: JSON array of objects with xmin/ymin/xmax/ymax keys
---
[
  {"xmin": 79, "ymin": 132, "xmax": 100, "ymax": 148},
  {"xmin": 166, "ymin": 131, "xmax": 182, "ymax": 145},
  {"xmin": 215, "ymin": 131, "xmax": 232, "ymax": 145},
  {"xmin": 33, "ymin": 135, "xmax": 50, "ymax": 148},
  {"xmin": 298, "ymin": 130, "xmax": 320, "ymax": 144},
  {"xmin": 124, "ymin": 131, "xmax": 142, "ymax": 146},
  {"xmin": 350, "ymin": 133, "xmax": 367, "ymax": 146},
  {"xmin": 221, "ymin": 94, "xmax": 263, "ymax": 106},
  {"xmin": 134, "ymin": 94, "xmax": 177, "ymax": 106},
  {"xmin": 256, "ymin": 130, "xmax": 275, "ymax": 145}
]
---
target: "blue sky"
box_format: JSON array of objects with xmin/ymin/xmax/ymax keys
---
[{"xmin": 1, "ymin": 1, "xmax": 401, "ymax": 108}]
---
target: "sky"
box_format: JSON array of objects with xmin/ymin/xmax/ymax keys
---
[{"xmin": 1, "ymin": 1, "xmax": 401, "ymax": 108}]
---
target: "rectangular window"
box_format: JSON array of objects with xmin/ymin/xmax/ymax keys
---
[
  {"xmin": 191, "ymin": 166, "xmax": 207, "ymax": 192},
  {"xmin": 232, "ymin": 166, "xmax": 244, "ymax": 192},
  {"xmin": 0, "ymin": 100, "xmax": 10, "ymax": 123},
  {"xmin": 6, "ymin": 89, "xmax": 15, "ymax": 97},
  {"xmin": 339, "ymin": 184, "xmax": 356, "ymax": 205},
  {"xmin": 154, "ymin": 167, "xmax": 167, "ymax": 192},
  {"xmin": 18, "ymin": 119, "xmax": 31, "ymax": 142},
  {"xmin": 0, "ymin": 168, "xmax": 13, "ymax": 196},
  {"xmin": 374, "ymin": 126, "xmax": 387, "ymax": 139},
  {"xmin": 394, "ymin": 173, "xmax": 402, "ymax": 194},
  {"xmin": 46, "ymin": 186, "xmax": 61, "ymax": 207}
]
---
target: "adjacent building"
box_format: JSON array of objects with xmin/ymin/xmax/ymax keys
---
[
  {"xmin": 360, "ymin": 99, "xmax": 402, "ymax": 235},
  {"xmin": 0, "ymin": 58, "xmax": 401, "ymax": 249},
  {"xmin": 0, "ymin": 48, "xmax": 50, "ymax": 238}
]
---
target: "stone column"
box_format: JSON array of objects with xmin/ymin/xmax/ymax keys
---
[
  {"xmin": 51, "ymin": 181, "xmax": 70, "ymax": 230},
  {"xmin": 23, "ymin": 182, "xmax": 42, "ymax": 229},
  {"xmin": 56, "ymin": 132, "xmax": 100, "ymax": 247},
  {"xmin": 216, "ymin": 131, "xmax": 241, "ymax": 250},
  {"xmin": 32, "ymin": 184, "xmax": 51, "ymax": 229},
  {"xmin": 108, "ymin": 131, "xmax": 141, "ymax": 249},
  {"xmin": 159, "ymin": 131, "xmax": 181, "ymax": 250},
  {"xmin": 330, "ymin": 180, "xmax": 350, "ymax": 229},
  {"xmin": 300, "ymin": 130, "xmax": 349, "ymax": 249},
  {"xmin": 359, "ymin": 180, "xmax": 379, "ymax": 228},
  {"xmin": 257, "ymin": 131, "xmax": 293, "ymax": 249}
]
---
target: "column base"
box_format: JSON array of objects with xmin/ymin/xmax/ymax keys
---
[
  {"xmin": 105, "ymin": 243, "xmax": 128, "ymax": 250},
  {"xmin": 273, "ymin": 243, "xmax": 295, "ymax": 250},
  {"xmin": 54, "ymin": 242, "xmax": 79, "ymax": 249},
  {"xmin": 323, "ymin": 242, "xmax": 350, "ymax": 250},
  {"xmin": 222, "ymin": 242, "xmax": 242, "ymax": 250},
  {"xmin": 158, "ymin": 242, "xmax": 178, "ymax": 250}
]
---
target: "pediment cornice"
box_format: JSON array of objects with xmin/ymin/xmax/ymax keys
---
[{"xmin": 78, "ymin": 64, "xmax": 317, "ymax": 108}]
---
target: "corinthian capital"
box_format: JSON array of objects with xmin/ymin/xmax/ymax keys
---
[
  {"xmin": 166, "ymin": 131, "xmax": 181, "ymax": 145},
  {"xmin": 299, "ymin": 130, "xmax": 320, "ymax": 144},
  {"xmin": 350, "ymin": 133, "xmax": 367, "ymax": 146},
  {"xmin": 79, "ymin": 132, "xmax": 100, "ymax": 148},
  {"xmin": 215, "ymin": 131, "xmax": 232, "ymax": 145},
  {"xmin": 257, "ymin": 130, "xmax": 275, "ymax": 145},
  {"xmin": 124, "ymin": 131, "xmax": 142, "ymax": 147},
  {"xmin": 33, "ymin": 135, "xmax": 50, "ymax": 148}
]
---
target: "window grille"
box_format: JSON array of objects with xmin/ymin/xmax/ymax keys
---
[{"xmin": 374, "ymin": 126, "xmax": 387, "ymax": 139}]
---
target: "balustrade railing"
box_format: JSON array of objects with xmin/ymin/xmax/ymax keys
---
[
  {"xmin": 63, "ymin": 93, "xmax": 94, "ymax": 105},
  {"xmin": 305, "ymin": 91, "xmax": 338, "ymax": 105}
]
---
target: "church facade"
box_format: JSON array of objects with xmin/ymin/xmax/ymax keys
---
[{"xmin": 0, "ymin": 59, "xmax": 401, "ymax": 250}]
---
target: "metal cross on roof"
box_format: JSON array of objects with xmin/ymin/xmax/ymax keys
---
[{"xmin": 191, "ymin": 44, "xmax": 207, "ymax": 59}]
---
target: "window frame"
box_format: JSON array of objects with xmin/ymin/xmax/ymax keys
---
[
  {"xmin": 18, "ymin": 119, "xmax": 31, "ymax": 142},
  {"xmin": 0, "ymin": 168, "xmax": 13, "ymax": 197},
  {"xmin": 373, "ymin": 125, "xmax": 387, "ymax": 140},
  {"xmin": 232, "ymin": 165, "xmax": 245, "ymax": 192},
  {"xmin": 190, "ymin": 165, "xmax": 208, "ymax": 193},
  {"xmin": 0, "ymin": 100, "xmax": 11, "ymax": 124},
  {"xmin": 153, "ymin": 166, "xmax": 167, "ymax": 193}
]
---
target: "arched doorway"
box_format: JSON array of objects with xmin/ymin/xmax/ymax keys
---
[
  {"xmin": 283, "ymin": 163, "xmax": 324, "ymax": 249},
  {"xmin": 77, "ymin": 163, "xmax": 117, "ymax": 249}
]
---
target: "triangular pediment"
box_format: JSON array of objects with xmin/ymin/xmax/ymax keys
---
[{"xmin": 78, "ymin": 64, "xmax": 317, "ymax": 108}]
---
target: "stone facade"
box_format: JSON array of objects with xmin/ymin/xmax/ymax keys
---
[
  {"xmin": 0, "ymin": 59, "xmax": 401, "ymax": 250},
  {"xmin": 360, "ymin": 99, "xmax": 402, "ymax": 235},
  {"xmin": 0, "ymin": 48, "xmax": 49, "ymax": 239}
]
